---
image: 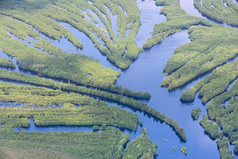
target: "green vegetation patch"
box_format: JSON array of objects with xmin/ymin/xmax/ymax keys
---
[
  {"xmin": 0, "ymin": 81, "xmax": 104, "ymax": 107},
  {"xmin": 0, "ymin": 57, "xmax": 15, "ymax": 68},
  {"xmin": 0, "ymin": 106, "xmax": 138, "ymax": 131},
  {"xmin": 194, "ymin": 0, "xmax": 238, "ymax": 26},
  {"xmin": 0, "ymin": 70, "xmax": 186, "ymax": 141},
  {"xmin": 200, "ymin": 115, "xmax": 222, "ymax": 139},
  {"xmin": 143, "ymin": 0, "xmax": 210, "ymax": 49},
  {"xmin": 217, "ymin": 137, "xmax": 234, "ymax": 159},
  {"xmin": 122, "ymin": 128, "xmax": 158, "ymax": 159},
  {"xmin": 180, "ymin": 146, "xmax": 188, "ymax": 156},
  {"xmin": 191, "ymin": 108, "xmax": 201, "ymax": 120},
  {"xmin": 0, "ymin": 128, "xmax": 129, "ymax": 159},
  {"xmin": 162, "ymin": 26, "xmax": 238, "ymax": 91},
  {"xmin": 0, "ymin": 0, "xmax": 143, "ymax": 69}
]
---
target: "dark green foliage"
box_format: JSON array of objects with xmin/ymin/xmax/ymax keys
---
[
  {"xmin": 122, "ymin": 128, "xmax": 157, "ymax": 159},
  {"xmin": 234, "ymin": 144, "xmax": 238, "ymax": 154},
  {"xmin": 191, "ymin": 108, "xmax": 201, "ymax": 120},
  {"xmin": 200, "ymin": 115, "xmax": 221, "ymax": 139}
]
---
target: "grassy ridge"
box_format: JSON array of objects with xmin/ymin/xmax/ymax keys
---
[{"xmin": 0, "ymin": 106, "xmax": 138, "ymax": 131}]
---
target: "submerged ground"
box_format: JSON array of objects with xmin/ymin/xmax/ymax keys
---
[{"xmin": 0, "ymin": 0, "xmax": 238, "ymax": 158}]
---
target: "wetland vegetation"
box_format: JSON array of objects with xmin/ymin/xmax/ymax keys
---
[{"xmin": 0, "ymin": 0, "xmax": 238, "ymax": 158}]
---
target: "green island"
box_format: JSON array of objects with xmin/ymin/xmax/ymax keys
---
[
  {"xmin": 121, "ymin": 128, "xmax": 158, "ymax": 159},
  {"xmin": 191, "ymin": 108, "xmax": 201, "ymax": 120},
  {"xmin": 180, "ymin": 146, "xmax": 188, "ymax": 156}
]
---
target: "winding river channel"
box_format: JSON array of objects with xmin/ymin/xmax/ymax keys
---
[{"xmin": 2, "ymin": 0, "xmax": 238, "ymax": 158}]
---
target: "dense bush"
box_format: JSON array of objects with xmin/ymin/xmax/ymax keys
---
[
  {"xmin": 194, "ymin": 0, "xmax": 238, "ymax": 26},
  {"xmin": 191, "ymin": 108, "xmax": 201, "ymax": 120}
]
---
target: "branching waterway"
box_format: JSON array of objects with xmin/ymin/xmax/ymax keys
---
[{"xmin": 5, "ymin": 0, "xmax": 238, "ymax": 158}]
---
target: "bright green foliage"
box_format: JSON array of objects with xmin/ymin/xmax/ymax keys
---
[
  {"xmin": 0, "ymin": 128, "xmax": 130, "ymax": 159},
  {"xmin": 0, "ymin": 0, "xmax": 143, "ymax": 69},
  {"xmin": 122, "ymin": 128, "xmax": 157, "ymax": 159},
  {"xmin": 143, "ymin": 0, "xmax": 210, "ymax": 49},
  {"xmin": 194, "ymin": 0, "xmax": 238, "ymax": 26},
  {"xmin": 191, "ymin": 108, "xmax": 201, "ymax": 120},
  {"xmin": 0, "ymin": 106, "xmax": 139, "ymax": 131},
  {"xmin": 0, "ymin": 28, "xmax": 120, "ymax": 88},
  {"xmin": 217, "ymin": 137, "xmax": 234, "ymax": 159},
  {"xmin": 0, "ymin": 58, "xmax": 15, "ymax": 68},
  {"xmin": 0, "ymin": 81, "xmax": 104, "ymax": 107},
  {"xmin": 162, "ymin": 26, "xmax": 238, "ymax": 91},
  {"xmin": 0, "ymin": 69, "xmax": 150, "ymax": 100},
  {"xmin": 181, "ymin": 58, "xmax": 238, "ymax": 103},
  {"xmin": 0, "ymin": 70, "xmax": 186, "ymax": 141},
  {"xmin": 180, "ymin": 146, "xmax": 188, "ymax": 156}
]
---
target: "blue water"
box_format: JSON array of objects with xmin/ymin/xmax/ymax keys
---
[
  {"xmin": 136, "ymin": 0, "xmax": 166, "ymax": 47},
  {"xmin": 232, "ymin": 0, "xmax": 238, "ymax": 5},
  {"xmin": 105, "ymin": 5, "xmax": 119, "ymax": 41},
  {"xmin": 117, "ymin": 29, "xmax": 219, "ymax": 159},
  {"xmin": 59, "ymin": 22, "xmax": 119, "ymax": 71}
]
